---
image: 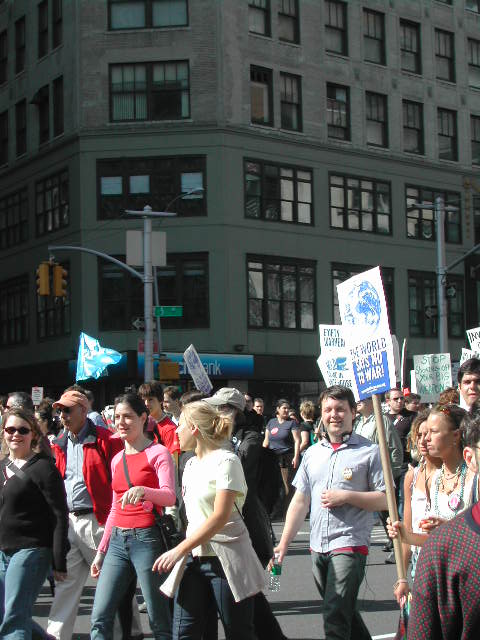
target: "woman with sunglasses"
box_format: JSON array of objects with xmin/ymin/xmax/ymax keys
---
[
  {"xmin": 90, "ymin": 393, "xmax": 176, "ymax": 640},
  {"xmin": 0, "ymin": 408, "xmax": 69, "ymax": 639},
  {"xmin": 388, "ymin": 404, "xmax": 475, "ymax": 599}
]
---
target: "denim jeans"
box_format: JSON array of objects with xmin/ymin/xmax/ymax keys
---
[
  {"xmin": 173, "ymin": 556, "xmax": 255, "ymax": 640},
  {"xmin": 91, "ymin": 526, "xmax": 172, "ymax": 640},
  {"xmin": 311, "ymin": 551, "xmax": 371, "ymax": 640},
  {"xmin": 0, "ymin": 546, "xmax": 52, "ymax": 640}
]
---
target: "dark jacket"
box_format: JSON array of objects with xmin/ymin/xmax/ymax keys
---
[{"xmin": 0, "ymin": 453, "xmax": 69, "ymax": 571}]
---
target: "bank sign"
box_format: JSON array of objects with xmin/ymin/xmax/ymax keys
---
[{"xmin": 164, "ymin": 353, "xmax": 254, "ymax": 378}]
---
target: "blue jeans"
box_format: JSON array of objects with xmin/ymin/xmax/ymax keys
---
[
  {"xmin": 173, "ymin": 556, "xmax": 255, "ymax": 640},
  {"xmin": 311, "ymin": 551, "xmax": 371, "ymax": 640},
  {"xmin": 0, "ymin": 546, "xmax": 52, "ymax": 640},
  {"xmin": 91, "ymin": 526, "xmax": 171, "ymax": 640}
]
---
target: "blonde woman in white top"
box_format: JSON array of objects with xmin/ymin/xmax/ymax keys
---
[{"xmin": 153, "ymin": 400, "xmax": 265, "ymax": 640}]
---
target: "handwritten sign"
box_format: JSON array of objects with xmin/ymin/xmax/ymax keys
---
[
  {"xmin": 413, "ymin": 353, "xmax": 452, "ymax": 402},
  {"xmin": 183, "ymin": 344, "xmax": 213, "ymax": 394},
  {"xmin": 467, "ymin": 327, "xmax": 480, "ymax": 352},
  {"xmin": 318, "ymin": 325, "xmax": 353, "ymax": 390},
  {"xmin": 337, "ymin": 267, "xmax": 396, "ymax": 400}
]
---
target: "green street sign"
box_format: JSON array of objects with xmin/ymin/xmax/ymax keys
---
[{"xmin": 153, "ymin": 305, "xmax": 183, "ymax": 318}]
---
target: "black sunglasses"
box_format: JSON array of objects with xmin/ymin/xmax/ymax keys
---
[
  {"xmin": 59, "ymin": 406, "xmax": 72, "ymax": 414},
  {"xmin": 4, "ymin": 426, "xmax": 31, "ymax": 435}
]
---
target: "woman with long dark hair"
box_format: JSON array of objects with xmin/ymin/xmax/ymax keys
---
[{"xmin": 90, "ymin": 393, "xmax": 176, "ymax": 640}]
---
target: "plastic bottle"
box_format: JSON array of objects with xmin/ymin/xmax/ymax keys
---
[{"xmin": 268, "ymin": 553, "xmax": 282, "ymax": 591}]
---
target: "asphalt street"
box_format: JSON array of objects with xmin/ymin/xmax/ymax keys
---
[{"xmin": 33, "ymin": 521, "xmax": 401, "ymax": 639}]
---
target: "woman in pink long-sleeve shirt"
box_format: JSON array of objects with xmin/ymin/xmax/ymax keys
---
[{"xmin": 90, "ymin": 393, "xmax": 176, "ymax": 640}]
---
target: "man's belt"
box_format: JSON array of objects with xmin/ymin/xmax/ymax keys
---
[{"xmin": 70, "ymin": 508, "xmax": 94, "ymax": 517}]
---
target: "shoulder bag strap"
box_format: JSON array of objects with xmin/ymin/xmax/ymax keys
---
[{"xmin": 122, "ymin": 451, "xmax": 133, "ymax": 489}]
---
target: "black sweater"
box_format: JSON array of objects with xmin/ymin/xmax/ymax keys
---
[{"xmin": 0, "ymin": 453, "xmax": 69, "ymax": 572}]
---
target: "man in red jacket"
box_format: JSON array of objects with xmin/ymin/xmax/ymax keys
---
[{"xmin": 47, "ymin": 389, "xmax": 122, "ymax": 640}]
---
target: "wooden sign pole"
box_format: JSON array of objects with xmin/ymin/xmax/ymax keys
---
[{"xmin": 372, "ymin": 393, "xmax": 406, "ymax": 582}]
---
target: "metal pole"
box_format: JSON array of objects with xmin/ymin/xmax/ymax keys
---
[
  {"xmin": 436, "ymin": 196, "xmax": 448, "ymax": 354},
  {"xmin": 153, "ymin": 266, "xmax": 163, "ymax": 353},
  {"xmin": 143, "ymin": 207, "xmax": 154, "ymax": 382}
]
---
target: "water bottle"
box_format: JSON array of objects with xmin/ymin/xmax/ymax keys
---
[{"xmin": 268, "ymin": 554, "xmax": 282, "ymax": 592}]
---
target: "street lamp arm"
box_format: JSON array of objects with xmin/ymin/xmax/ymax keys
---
[
  {"xmin": 47, "ymin": 244, "xmax": 143, "ymax": 280},
  {"xmin": 445, "ymin": 242, "xmax": 480, "ymax": 273}
]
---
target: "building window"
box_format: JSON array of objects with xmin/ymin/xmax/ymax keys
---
[
  {"xmin": 99, "ymin": 253, "xmax": 209, "ymax": 330},
  {"xmin": 468, "ymin": 39, "xmax": 480, "ymax": 89},
  {"xmin": 0, "ymin": 110, "xmax": 7, "ymax": 166},
  {"xmin": 37, "ymin": 261, "xmax": 71, "ymax": 339},
  {"xmin": 38, "ymin": 0, "xmax": 48, "ymax": 58},
  {"xmin": 250, "ymin": 66, "xmax": 273, "ymax": 126},
  {"xmin": 97, "ymin": 156, "xmax": 206, "ymax": 220},
  {"xmin": 363, "ymin": 9, "xmax": 385, "ymax": 65},
  {"xmin": 472, "ymin": 115, "xmax": 480, "ymax": 165},
  {"xmin": 325, "ymin": 1, "xmax": 347, "ymax": 56},
  {"xmin": 0, "ymin": 276, "xmax": 29, "ymax": 346},
  {"xmin": 403, "ymin": 100, "xmax": 424, "ymax": 154},
  {"xmin": 110, "ymin": 61, "xmax": 190, "ymax": 122},
  {"xmin": 438, "ymin": 108, "xmax": 457, "ymax": 161},
  {"xmin": 366, "ymin": 92, "xmax": 388, "ymax": 147},
  {"xmin": 406, "ymin": 186, "xmax": 461, "ymax": 243},
  {"xmin": 330, "ymin": 174, "xmax": 391, "ymax": 235},
  {"xmin": 109, "ymin": 0, "xmax": 188, "ymax": 30},
  {"xmin": 408, "ymin": 271, "xmax": 463, "ymax": 338},
  {"xmin": 0, "ymin": 30, "xmax": 7, "ymax": 85},
  {"xmin": 249, "ymin": 0, "xmax": 270, "ymax": 36},
  {"xmin": 244, "ymin": 159, "xmax": 312, "ymax": 224},
  {"xmin": 0, "ymin": 188, "xmax": 28, "ymax": 250},
  {"xmin": 400, "ymin": 19, "xmax": 421, "ymax": 74},
  {"xmin": 466, "ymin": 0, "xmax": 480, "ymax": 12},
  {"xmin": 53, "ymin": 76, "xmax": 64, "ymax": 136},
  {"xmin": 435, "ymin": 29, "xmax": 455, "ymax": 82},
  {"xmin": 247, "ymin": 256, "xmax": 315, "ymax": 330},
  {"xmin": 280, "ymin": 73, "xmax": 301, "ymax": 131},
  {"xmin": 435, "ymin": 0, "xmax": 452, "ymax": 4},
  {"xmin": 31, "ymin": 85, "xmax": 49, "ymax": 145},
  {"xmin": 279, "ymin": 0, "xmax": 299, "ymax": 44},
  {"xmin": 15, "ymin": 16, "xmax": 25, "ymax": 74},
  {"xmin": 332, "ymin": 264, "xmax": 394, "ymax": 330},
  {"xmin": 327, "ymin": 83, "xmax": 350, "ymax": 140},
  {"xmin": 35, "ymin": 169, "xmax": 69, "ymax": 236},
  {"xmin": 52, "ymin": 0, "xmax": 63, "ymax": 48},
  {"xmin": 15, "ymin": 100, "xmax": 26, "ymax": 157}
]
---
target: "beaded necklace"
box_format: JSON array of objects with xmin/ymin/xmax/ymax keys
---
[{"xmin": 433, "ymin": 461, "xmax": 467, "ymax": 516}]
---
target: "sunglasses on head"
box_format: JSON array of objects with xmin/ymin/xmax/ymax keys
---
[{"xmin": 4, "ymin": 426, "xmax": 31, "ymax": 435}]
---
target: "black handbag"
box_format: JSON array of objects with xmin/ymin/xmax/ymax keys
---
[{"xmin": 122, "ymin": 451, "xmax": 184, "ymax": 551}]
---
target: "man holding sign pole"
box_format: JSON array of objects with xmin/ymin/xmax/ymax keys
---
[{"xmin": 273, "ymin": 386, "xmax": 387, "ymax": 640}]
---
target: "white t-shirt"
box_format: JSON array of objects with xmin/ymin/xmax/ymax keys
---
[{"xmin": 182, "ymin": 447, "xmax": 247, "ymax": 557}]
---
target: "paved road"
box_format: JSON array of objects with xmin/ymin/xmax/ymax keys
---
[{"xmin": 33, "ymin": 523, "xmax": 401, "ymax": 639}]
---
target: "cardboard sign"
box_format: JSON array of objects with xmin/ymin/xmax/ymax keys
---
[
  {"xmin": 467, "ymin": 327, "xmax": 480, "ymax": 352},
  {"xmin": 318, "ymin": 324, "xmax": 353, "ymax": 390},
  {"xmin": 337, "ymin": 267, "xmax": 396, "ymax": 400},
  {"xmin": 183, "ymin": 344, "xmax": 213, "ymax": 394},
  {"xmin": 31, "ymin": 386, "xmax": 44, "ymax": 406},
  {"xmin": 413, "ymin": 353, "xmax": 452, "ymax": 402}
]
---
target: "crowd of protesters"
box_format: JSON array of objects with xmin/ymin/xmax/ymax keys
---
[{"xmin": 0, "ymin": 357, "xmax": 479, "ymax": 639}]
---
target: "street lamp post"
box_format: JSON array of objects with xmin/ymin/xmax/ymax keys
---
[{"xmin": 409, "ymin": 197, "xmax": 459, "ymax": 353}]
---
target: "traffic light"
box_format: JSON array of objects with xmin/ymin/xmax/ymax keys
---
[
  {"xmin": 53, "ymin": 264, "xmax": 68, "ymax": 297},
  {"xmin": 36, "ymin": 262, "xmax": 50, "ymax": 296}
]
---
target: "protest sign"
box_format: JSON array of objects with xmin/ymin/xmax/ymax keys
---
[
  {"xmin": 183, "ymin": 344, "xmax": 213, "ymax": 394},
  {"xmin": 31, "ymin": 386, "xmax": 44, "ymax": 406},
  {"xmin": 467, "ymin": 326, "xmax": 480, "ymax": 352},
  {"xmin": 460, "ymin": 347, "xmax": 480, "ymax": 365},
  {"xmin": 413, "ymin": 353, "xmax": 452, "ymax": 402},
  {"xmin": 337, "ymin": 266, "xmax": 396, "ymax": 400},
  {"xmin": 318, "ymin": 325, "xmax": 353, "ymax": 390}
]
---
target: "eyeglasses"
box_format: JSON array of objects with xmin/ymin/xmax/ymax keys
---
[
  {"xmin": 4, "ymin": 426, "xmax": 31, "ymax": 435},
  {"xmin": 59, "ymin": 406, "xmax": 71, "ymax": 414}
]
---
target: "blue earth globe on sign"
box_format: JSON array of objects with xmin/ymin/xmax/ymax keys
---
[{"xmin": 343, "ymin": 280, "xmax": 381, "ymax": 336}]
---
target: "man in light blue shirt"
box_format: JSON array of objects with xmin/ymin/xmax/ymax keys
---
[{"xmin": 274, "ymin": 385, "xmax": 387, "ymax": 640}]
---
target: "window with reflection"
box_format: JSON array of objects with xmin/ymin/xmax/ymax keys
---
[
  {"xmin": 327, "ymin": 83, "xmax": 350, "ymax": 140},
  {"xmin": 330, "ymin": 174, "xmax": 391, "ymax": 234},
  {"xmin": 472, "ymin": 115, "xmax": 480, "ymax": 165},
  {"xmin": 249, "ymin": 0, "xmax": 270, "ymax": 36},
  {"xmin": 35, "ymin": 169, "xmax": 69, "ymax": 236},
  {"xmin": 408, "ymin": 271, "xmax": 463, "ymax": 338},
  {"xmin": 0, "ymin": 276, "xmax": 29, "ymax": 346},
  {"xmin": 0, "ymin": 188, "xmax": 28, "ymax": 249},
  {"xmin": 325, "ymin": 1, "xmax": 347, "ymax": 56},
  {"xmin": 468, "ymin": 39, "xmax": 480, "ymax": 89},
  {"xmin": 248, "ymin": 255, "xmax": 315, "ymax": 330},
  {"xmin": 97, "ymin": 156, "xmax": 206, "ymax": 219},
  {"xmin": 279, "ymin": 0, "xmax": 299, "ymax": 43},
  {"xmin": 109, "ymin": 0, "xmax": 188, "ymax": 29},
  {"xmin": 403, "ymin": 100, "xmax": 424, "ymax": 154},
  {"xmin": 405, "ymin": 185, "xmax": 461, "ymax": 244},
  {"xmin": 244, "ymin": 159, "xmax": 312, "ymax": 224}
]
